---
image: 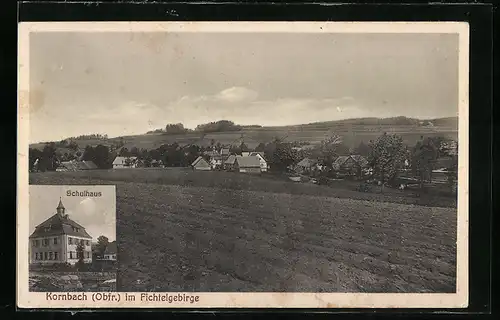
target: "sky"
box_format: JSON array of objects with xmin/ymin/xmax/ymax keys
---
[
  {"xmin": 29, "ymin": 185, "xmax": 116, "ymax": 241},
  {"xmin": 28, "ymin": 32, "xmax": 459, "ymax": 143}
]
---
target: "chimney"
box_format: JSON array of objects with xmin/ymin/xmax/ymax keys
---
[{"xmin": 56, "ymin": 197, "xmax": 66, "ymax": 216}]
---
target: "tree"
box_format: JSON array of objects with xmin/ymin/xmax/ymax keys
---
[
  {"xmin": 266, "ymin": 139, "xmax": 299, "ymax": 171},
  {"xmin": 94, "ymin": 144, "xmax": 112, "ymax": 169},
  {"xmin": 119, "ymin": 147, "xmax": 130, "ymax": 157},
  {"xmin": 75, "ymin": 241, "xmax": 85, "ymax": 270},
  {"xmin": 82, "ymin": 145, "xmax": 96, "ymax": 162},
  {"xmin": 165, "ymin": 123, "xmax": 187, "ymax": 134},
  {"xmin": 368, "ymin": 133, "xmax": 406, "ymax": 191},
  {"xmin": 318, "ymin": 134, "xmax": 343, "ymax": 170},
  {"xmin": 255, "ymin": 142, "xmax": 266, "ymax": 152},
  {"xmin": 40, "ymin": 143, "xmax": 57, "ymax": 171},
  {"xmin": 355, "ymin": 141, "xmax": 371, "ymax": 157},
  {"xmin": 240, "ymin": 142, "xmax": 250, "ymax": 152},
  {"xmin": 95, "ymin": 236, "xmax": 109, "ymax": 258},
  {"xmin": 29, "ymin": 148, "xmax": 43, "ymax": 172},
  {"xmin": 68, "ymin": 140, "xmax": 79, "ymax": 151},
  {"xmin": 412, "ymin": 137, "xmax": 439, "ymax": 191},
  {"xmin": 130, "ymin": 147, "xmax": 140, "ymax": 157}
]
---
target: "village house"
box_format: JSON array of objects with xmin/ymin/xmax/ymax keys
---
[
  {"xmin": 295, "ymin": 157, "xmax": 318, "ymax": 174},
  {"xmin": 103, "ymin": 241, "xmax": 117, "ymax": 261},
  {"xmin": 204, "ymin": 150, "xmax": 223, "ymax": 169},
  {"xmin": 234, "ymin": 155, "xmax": 261, "ymax": 173},
  {"xmin": 249, "ymin": 152, "xmax": 269, "ymax": 172},
  {"xmin": 224, "ymin": 154, "xmax": 237, "ymax": 171},
  {"xmin": 332, "ymin": 154, "xmax": 369, "ymax": 178},
  {"xmin": 56, "ymin": 160, "xmax": 98, "ymax": 172},
  {"xmin": 29, "ymin": 199, "xmax": 92, "ymax": 265},
  {"xmin": 112, "ymin": 156, "xmax": 138, "ymax": 169},
  {"xmin": 191, "ymin": 156, "xmax": 211, "ymax": 171}
]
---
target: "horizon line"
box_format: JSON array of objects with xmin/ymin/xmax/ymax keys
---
[{"xmin": 29, "ymin": 115, "xmax": 458, "ymax": 145}]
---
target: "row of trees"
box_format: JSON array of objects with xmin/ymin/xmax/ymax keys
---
[
  {"xmin": 29, "ymin": 132, "xmax": 458, "ymax": 193},
  {"xmin": 147, "ymin": 120, "xmax": 243, "ymax": 135}
]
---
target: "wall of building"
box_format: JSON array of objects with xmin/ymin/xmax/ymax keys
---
[
  {"xmin": 30, "ymin": 235, "xmax": 65, "ymax": 264},
  {"xmin": 30, "ymin": 234, "xmax": 92, "ymax": 265},
  {"xmin": 239, "ymin": 167, "xmax": 261, "ymax": 173},
  {"xmin": 65, "ymin": 235, "xmax": 93, "ymax": 265}
]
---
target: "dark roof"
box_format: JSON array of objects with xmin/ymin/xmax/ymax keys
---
[
  {"xmin": 297, "ymin": 158, "xmax": 317, "ymax": 167},
  {"xmin": 104, "ymin": 241, "xmax": 117, "ymax": 254},
  {"xmin": 57, "ymin": 199, "xmax": 65, "ymax": 210},
  {"xmin": 30, "ymin": 213, "xmax": 92, "ymax": 239},
  {"xmin": 236, "ymin": 156, "xmax": 261, "ymax": 168},
  {"xmin": 59, "ymin": 160, "xmax": 97, "ymax": 171},
  {"xmin": 333, "ymin": 155, "xmax": 368, "ymax": 168}
]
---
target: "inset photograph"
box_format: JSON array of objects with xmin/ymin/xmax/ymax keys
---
[{"xmin": 28, "ymin": 185, "xmax": 117, "ymax": 292}]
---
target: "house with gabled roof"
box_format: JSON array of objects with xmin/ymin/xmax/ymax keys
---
[
  {"xmin": 203, "ymin": 150, "xmax": 223, "ymax": 169},
  {"xmin": 29, "ymin": 199, "xmax": 92, "ymax": 265},
  {"xmin": 295, "ymin": 157, "xmax": 318, "ymax": 174},
  {"xmin": 103, "ymin": 241, "xmax": 117, "ymax": 261},
  {"xmin": 234, "ymin": 155, "xmax": 261, "ymax": 173},
  {"xmin": 112, "ymin": 156, "xmax": 138, "ymax": 169},
  {"xmin": 191, "ymin": 156, "xmax": 211, "ymax": 171},
  {"xmin": 249, "ymin": 152, "xmax": 269, "ymax": 172},
  {"xmin": 56, "ymin": 160, "xmax": 98, "ymax": 172},
  {"xmin": 224, "ymin": 154, "xmax": 237, "ymax": 171},
  {"xmin": 332, "ymin": 154, "xmax": 369, "ymax": 177}
]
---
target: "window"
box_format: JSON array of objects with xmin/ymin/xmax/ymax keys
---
[
  {"xmin": 35, "ymin": 252, "xmax": 39, "ymax": 260},
  {"xmin": 54, "ymin": 252, "xmax": 58, "ymax": 260},
  {"xmin": 32, "ymin": 240, "xmax": 36, "ymax": 247},
  {"xmin": 53, "ymin": 238, "xmax": 58, "ymax": 245},
  {"xmin": 86, "ymin": 252, "xmax": 90, "ymax": 258},
  {"xmin": 85, "ymin": 240, "xmax": 89, "ymax": 246},
  {"xmin": 68, "ymin": 237, "xmax": 73, "ymax": 245},
  {"xmin": 49, "ymin": 252, "xmax": 53, "ymax": 260},
  {"xmin": 35, "ymin": 240, "xmax": 40, "ymax": 247},
  {"xmin": 44, "ymin": 252, "xmax": 48, "ymax": 260},
  {"xmin": 43, "ymin": 239, "xmax": 49, "ymax": 247},
  {"xmin": 69, "ymin": 251, "xmax": 73, "ymax": 259}
]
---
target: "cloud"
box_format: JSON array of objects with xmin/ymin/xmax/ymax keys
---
[
  {"xmin": 31, "ymin": 87, "xmax": 380, "ymax": 141},
  {"xmin": 214, "ymin": 87, "xmax": 258, "ymax": 103}
]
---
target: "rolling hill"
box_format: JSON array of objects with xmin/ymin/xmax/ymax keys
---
[{"xmin": 30, "ymin": 116, "xmax": 458, "ymax": 152}]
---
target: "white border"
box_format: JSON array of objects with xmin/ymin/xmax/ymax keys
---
[{"xmin": 17, "ymin": 21, "xmax": 469, "ymax": 309}]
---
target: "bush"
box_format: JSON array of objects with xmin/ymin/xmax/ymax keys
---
[{"xmin": 356, "ymin": 183, "xmax": 373, "ymax": 193}]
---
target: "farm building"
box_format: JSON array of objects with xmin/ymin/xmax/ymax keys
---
[
  {"xmin": 205, "ymin": 151, "xmax": 223, "ymax": 169},
  {"xmin": 332, "ymin": 155, "xmax": 369, "ymax": 177},
  {"xmin": 56, "ymin": 160, "xmax": 98, "ymax": 172},
  {"xmin": 112, "ymin": 156, "xmax": 138, "ymax": 169},
  {"xmin": 295, "ymin": 158, "xmax": 318, "ymax": 174},
  {"xmin": 249, "ymin": 152, "xmax": 269, "ymax": 172},
  {"xmin": 234, "ymin": 155, "xmax": 261, "ymax": 173},
  {"xmin": 103, "ymin": 241, "xmax": 117, "ymax": 261},
  {"xmin": 191, "ymin": 156, "xmax": 211, "ymax": 171},
  {"xmin": 224, "ymin": 154, "xmax": 237, "ymax": 171}
]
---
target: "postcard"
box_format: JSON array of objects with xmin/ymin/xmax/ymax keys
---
[{"xmin": 17, "ymin": 21, "xmax": 469, "ymax": 308}]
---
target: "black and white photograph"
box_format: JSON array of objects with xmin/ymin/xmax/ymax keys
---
[
  {"xmin": 17, "ymin": 22, "xmax": 469, "ymax": 308},
  {"xmin": 28, "ymin": 185, "xmax": 117, "ymax": 292}
]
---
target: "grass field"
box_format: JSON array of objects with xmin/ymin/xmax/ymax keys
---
[
  {"xmin": 30, "ymin": 169, "xmax": 457, "ymax": 293},
  {"xmin": 31, "ymin": 123, "xmax": 458, "ymax": 152}
]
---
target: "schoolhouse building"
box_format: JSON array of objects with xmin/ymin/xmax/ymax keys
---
[{"xmin": 29, "ymin": 199, "xmax": 93, "ymax": 265}]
